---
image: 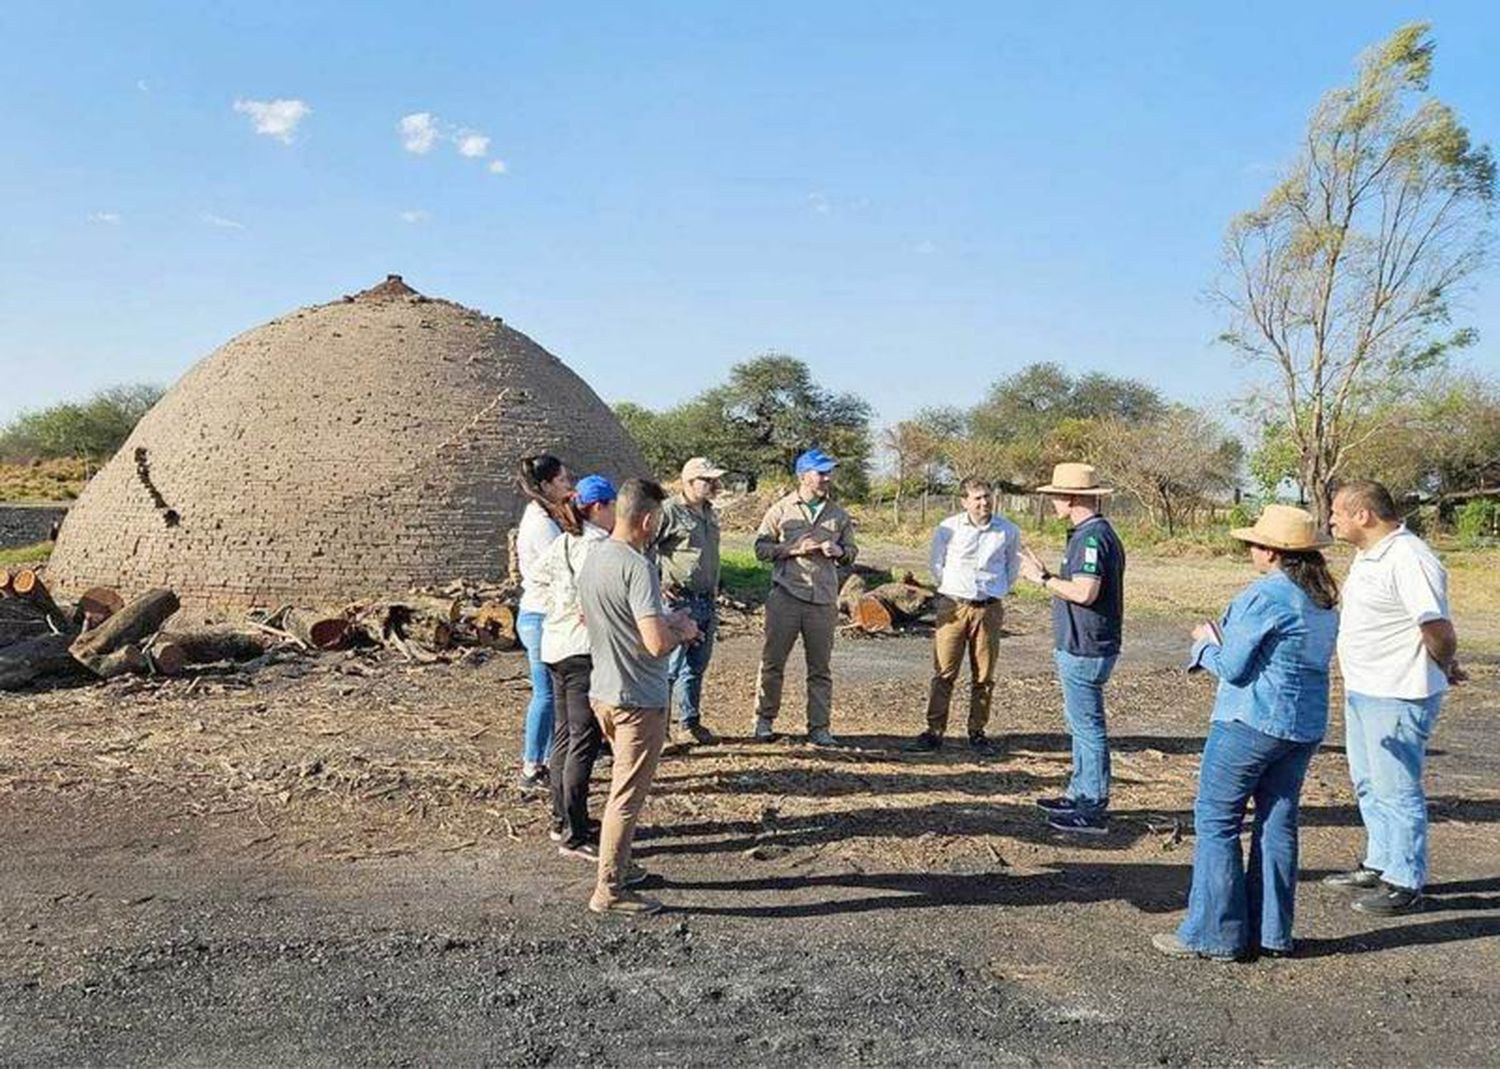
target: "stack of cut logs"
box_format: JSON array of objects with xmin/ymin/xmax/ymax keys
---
[
  {"xmin": 838, "ymin": 570, "xmax": 938, "ymax": 634},
  {"xmin": 0, "ymin": 566, "xmax": 521, "ymax": 692}
]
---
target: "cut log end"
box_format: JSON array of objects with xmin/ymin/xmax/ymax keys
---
[
  {"xmin": 852, "ymin": 594, "xmax": 895, "ymax": 633},
  {"xmin": 77, "ymin": 587, "xmax": 126, "ymax": 630}
]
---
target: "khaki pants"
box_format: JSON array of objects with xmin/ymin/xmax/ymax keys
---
[
  {"xmin": 925, "ymin": 597, "xmax": 1005, "ymax": 736},
  {"xmin": 590, "ymin": 701, "xmax": 667, "ymax": 902},
  {"xmin": 754, "ymin": 585, "xmax": 836, "ymax": 730}
]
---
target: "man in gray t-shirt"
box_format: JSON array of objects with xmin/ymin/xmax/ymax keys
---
[
  {"xmin": 577, "ymin": 478, "xmax": 698, "ymax": 915},
  {"xmin": 580, "ymin": 538, "xmax": 672, "ymax": 710}
]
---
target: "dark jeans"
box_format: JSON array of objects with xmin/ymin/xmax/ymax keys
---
[
  {"xmin": 667, "ymin": 592, "xmax": 718, "ymax": 726},
  {"xmin": 546, "ymin": 654, "xmax": 601, "ymax": 847}
]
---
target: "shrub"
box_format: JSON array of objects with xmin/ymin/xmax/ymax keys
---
[{"xmin": 1455, "ymin": 499, "xmax": 1498, "ymax": 546}]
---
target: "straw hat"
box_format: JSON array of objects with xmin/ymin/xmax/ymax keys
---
[
  {"xmin": 1034, "ymin": 462, "xmax": 1113, "ymax": 496},
  {"xmin": 1230, "ymin": 504, "xmax": 1332, "ymax": 551}
]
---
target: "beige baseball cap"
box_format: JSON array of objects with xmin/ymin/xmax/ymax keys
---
[{"xmin": 681, "ymin": 456, "xmax": 727, "ymax": 482}]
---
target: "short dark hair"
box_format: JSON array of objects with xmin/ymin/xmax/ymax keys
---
[
  {"xmin": 1335, "ymin": 479, "xmax": 1399, "ymax": 523},
  {"xmin": 617, "ymin": 477, "xmax": 667, "ymax": 524},
  {"xmin": 960, "ymin": 477, "xmax": 993, "ymax": 496}
]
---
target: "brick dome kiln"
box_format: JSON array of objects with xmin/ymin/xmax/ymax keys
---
[{"xmin": 47, "ymin": 276, "xmax": 648, "ymax": 610}]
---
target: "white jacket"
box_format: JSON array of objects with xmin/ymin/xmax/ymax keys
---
[{"xmin": 535, "ymin": 523, "xmax": 611, "ymax": 665}]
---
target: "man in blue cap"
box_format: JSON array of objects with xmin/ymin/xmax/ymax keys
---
[{"xmin": 752, "ymin": 448, "xmax": 858, "ymax": 746}]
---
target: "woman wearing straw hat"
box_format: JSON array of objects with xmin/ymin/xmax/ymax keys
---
[
  {"xmin": 1019, "ymin": 462, "xmax": 1126, "ymax": 835},
  {"xmin": 1151, "ymin": 505, "xmax": 1339, "ymax": 962}
]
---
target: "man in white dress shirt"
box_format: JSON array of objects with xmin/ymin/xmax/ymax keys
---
[
  {"xmin": 1325, "ymin": 479, "xmax": 1465, "ymax": 916},
  {"xmin": 907, "ymin": 477, "xmax": 1023, "ymax": 753}
]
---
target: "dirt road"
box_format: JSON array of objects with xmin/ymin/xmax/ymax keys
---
[{"xmin": 1, "ymin": 586, "xmax": 1497, "ymax": 1065}]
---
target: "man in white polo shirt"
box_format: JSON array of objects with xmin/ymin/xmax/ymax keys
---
[
  {"xmin": 1326, "ymin": 479, "xmax": 1465, "ymax": 916},
  {"xmin": 906, "ymin": 477, "xmax": 1022, "ymax": 754}
]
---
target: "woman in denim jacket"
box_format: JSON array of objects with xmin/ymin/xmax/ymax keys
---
[{"xmin": 1153, "ymin": 505, "xmax": 1339, "ymax": 962}]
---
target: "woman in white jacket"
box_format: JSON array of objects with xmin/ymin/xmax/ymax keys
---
[
  {"xmin": 534, "ymin": 475, "xmax": 617, "ymax": 857},
  {"xmin": 515, "ymin": 454, "xmax": 574, "ymax": 792}
]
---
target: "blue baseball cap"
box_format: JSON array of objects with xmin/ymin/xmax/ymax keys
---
[
  {"xmin": 794, "ymin": 449, "xmax": 839, "ymax": 475},
  {"xmin": 574, "ymin": 475, "xmax": 617, "ymax": 507}
]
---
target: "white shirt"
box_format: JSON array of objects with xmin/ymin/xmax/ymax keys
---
[
  {"xmin": 1338, "ymin": 526, "xmax": 1450, "ymax": 699},
  {"xmin": 517, "ymin": 501, "xmax": 562, "ymax": 614},
  {"xmin": 930, "ymin": 512, "xmax": 1022, "ymax": 601},
  {"xmin": 537, "ymin": 523, "xmax": 610, "ymax": 664}
]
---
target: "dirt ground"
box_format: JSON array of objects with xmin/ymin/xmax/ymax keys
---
[{"xmin": 1, "ymin": 549, "xmax": 1497, "ymax": 1066}]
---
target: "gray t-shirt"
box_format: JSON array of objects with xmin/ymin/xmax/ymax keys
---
[{"xmin": 578, "ymin": 538, "xmax": 669, "ymax": 709}]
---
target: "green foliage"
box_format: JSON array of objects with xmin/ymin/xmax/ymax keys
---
[
  {"xmin": 616, "ymin": 354, "xmax": 873, "ymax": 498},
  {"xmin": 0, "ymin": 541, "xmax": 53, "ymax": 566},
  {"xmin": 718, "ymin": 548, "xmax": 771, "ymax": 601},
  {"xmin": 967, "ymin": 362, "xmax": 1166, "ymax": 446},
  {"xmin": 1248, "ymin": 422, "xmax": 1301, "ymax": 500},
  {"xmin": 1455, "ymin": 499, "xmax": 1498, "ymax": 546},
  {"xmin": 0, "ymin": 384, "xmax": 164, "ymax": 463}
]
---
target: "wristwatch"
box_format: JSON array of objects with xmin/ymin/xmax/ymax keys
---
[{"xmin": 1038, "ymin": 567, "xmax": 1053, "ymax": 584}]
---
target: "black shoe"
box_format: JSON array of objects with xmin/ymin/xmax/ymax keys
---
[
  {"xmin": 968, "ymin": 732, "xmax": 995, "ymax": 753},
  {"xmin": 685, "ymin": 722, "xmax": 719, "ymax": 745},
  {"xmin": 1351, "ymin": 883, "xmax": 1424, "ymax": 916},
  {"xmin": 904, "ymin": 731, "xmax": 942, "ymax": 753},
  {"xmin": 1034, "ymin": 796, "xmax": 1077, "ymax": 814},
  {"xmin": 558, "ymin": 841, "xmax": 600, "ymax": 862},
  {"xmin": 1322, "ymin": 865, "xmax": 1382, "ymax": 889},
  {"xmin": 518, "ymin": 767, "xmax": 549, "ymax": 794}
]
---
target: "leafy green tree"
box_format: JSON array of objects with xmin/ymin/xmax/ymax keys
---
[
  {"xmin": 0, "ymin": 384, "xmax": 165, "ymax": 463},
  {"xmin": 1215, "ymin": 23, "xmax": 1495, "ymax": 526},
  {"xmin": 614, "ymin": 354, "xmax": 873, "ymax": 497}
]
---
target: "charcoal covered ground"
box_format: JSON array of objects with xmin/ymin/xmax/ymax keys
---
[{"xmin": 1, "ymin": 549, "xmax": 1497, "ymax": 1066}]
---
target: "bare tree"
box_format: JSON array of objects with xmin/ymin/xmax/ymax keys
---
[
  {"xmin": 1214, "ymin": 23, "xmax": 1494, "ymax": 525},
  {"xmin": 1097, "ymin": 407, "xmax": 1243, "ymax": 536},
  {"xmin": 879, "ymin": 421, "xmax": 938, "ymax": 524}
]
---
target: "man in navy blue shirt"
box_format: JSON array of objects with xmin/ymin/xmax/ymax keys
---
[{"xmin": 1020, "ymin": 463, "xmax": 1126, "ymax": 834}]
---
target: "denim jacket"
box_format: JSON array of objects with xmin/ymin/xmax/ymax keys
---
[{"xmin": 1188, "ymin": 571, "xmax": 1338, "ymax": 743}]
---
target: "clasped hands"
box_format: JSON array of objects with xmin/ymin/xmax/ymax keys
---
[{"xmin": 787, "ymin": 536, "xmax": 843, "ymax": 559}]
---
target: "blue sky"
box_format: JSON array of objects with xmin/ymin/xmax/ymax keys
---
[{"xmin": 2, "ymin": 2, "xmax": 1496, "ymax": 432}]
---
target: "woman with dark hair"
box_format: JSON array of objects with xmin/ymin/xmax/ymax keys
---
[
  {"xmin": 514, "ymin": 454, "xmax": 574, "ymax": 792},
  {"xmin": 533, "ymin": 475, "xmax": 617, "ymax": 856},
  {"xmin": 1153, "ymin": 505, "xmax": 1339, "ymax": 962}
]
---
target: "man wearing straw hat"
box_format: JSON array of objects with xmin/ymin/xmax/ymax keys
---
[{"xmin": 1019, "ymin": 462, "xmax": 1125, "ymax": 835}]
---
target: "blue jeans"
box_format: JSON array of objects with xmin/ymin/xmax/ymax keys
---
[
  {"xmin": 1177, "ymin": 719, "xmax": 1317, "ymax": 956},
  {"xmin": 516, "ymin": 610, "xmax": 554, "ymax": 766},
  {"xmin": 667, "ymin": 594, "xmax": 717, "ymax": 726},
  {"xmin": 1345, "ymin": 691, "xmax": 1443, "ymax": 891},
  {"xmin": 1054, "ymin": 649, "xmax": 1116, "ymax": 814}
]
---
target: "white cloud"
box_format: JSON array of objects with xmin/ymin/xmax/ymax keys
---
[
  {"xmin": 88, "ymin": 211, "xmax": 122, "ymax": 225},
  {"xmin": 233, "ymin": 98, "xmax": 310, "ymax": 143},
  {"xmin": 456, "ymin": 132, "xmax": 489, "ymax": 158},
  {"xmin": 200, "ymin": 211, "xmax": 245, "ymax": 230},
  {"xmin": 487, "ymin": 159, "xmax": 508, "ymax": 175},
  {"xmin": 399, "ymin": 209, "xmax": 431, "ymax": 224},
  {"xmin": 914, "ymin": 239, "xmax": 937, "ymax": 255},
  {"xmin": 136, "ymin": 79, "xmax": 150, "ymax": 93},
  {"xmin": 808, "ymin": 192, "xmax": 832, "ymax": 215},
  {"xmin": 399, "ymin": 112, "xmax": 439, "ymax": 154}
]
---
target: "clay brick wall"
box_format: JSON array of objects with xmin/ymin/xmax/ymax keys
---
[{"xmin": 47, "ymin": 282, "xmax": 648, "ymax": 611}]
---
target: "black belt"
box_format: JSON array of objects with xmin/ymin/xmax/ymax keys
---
[{"xmin": 952, "ymin": 596, "xmax": 999, "ymax": 607}]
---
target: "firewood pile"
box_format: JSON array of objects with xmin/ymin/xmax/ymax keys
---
[
  {"xmin": 838, "ymin": 569, "xmax": 938, "ymax": 635},
  {"xmin": 0, "ymin": 566, "xmax": 523, "ymax": 693}
]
